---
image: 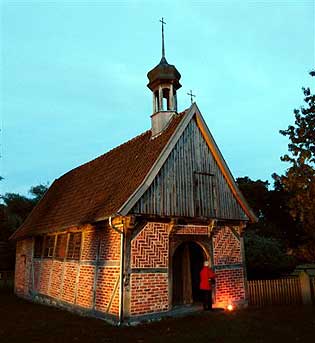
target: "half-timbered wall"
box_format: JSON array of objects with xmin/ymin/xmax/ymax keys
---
[
  {"xmin": 129, "ymin": 222, "xmax": 169, "ymax": 316},
  {"xmin": 15, "ymin": 221, "xmax": 248, "ymax": 322},
  {"xmin": 15, "ymin": 224, "xmax": 121, "ymax": 319},
  {"xmin": 127, "ymin": 222, "xmax": 247, "ymax": 317},
  {"xmin": 131, "ymin": 117, "xmax": 248, "ymax": 220}
]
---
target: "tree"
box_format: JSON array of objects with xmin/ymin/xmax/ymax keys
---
[
  {"xmin": 236, "ymin": 177, "xmax": 298, "ymax": 244},
  {"xmin": 237, "ymin": 177, "xmax": 298, "ymax": 278},
  {"xmin": 276, "ymin": 71, "xmax": 315, "ymax": 261},
  {"xmin": 29, "ymin": 184, "xmax": 48, "ymax": 203},
  {"xmin": 245, "ymin": 231, "xmax": 296, "ymax": 280},
  {"xmin": 236, "ymin": 177, "xmax": 269, "ymax": 219},
  {"xmin": 0, "ymin": 183, "xmax": 48, "ymax": 241}
]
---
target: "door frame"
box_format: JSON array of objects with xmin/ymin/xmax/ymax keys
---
[{"xmin": 169, "ymin": 236, "xmax": 212, "ymax": 309}]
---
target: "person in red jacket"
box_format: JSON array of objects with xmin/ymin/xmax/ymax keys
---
[{"xmin": 200, "ymin": 261, "xmax": 216, "ymax": 310}]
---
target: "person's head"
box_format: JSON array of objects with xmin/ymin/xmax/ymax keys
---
[{"xmin": 204, "ymin": 261, "xmax": 209, "ymax": 267}]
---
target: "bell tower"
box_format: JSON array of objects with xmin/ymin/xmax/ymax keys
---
[{"xmin": 147, "ymin": 18, "xmax": 182, "ymax": 137}]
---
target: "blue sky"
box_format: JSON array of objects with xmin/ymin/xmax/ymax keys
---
[{"xmin": 1, "ymin": 0, "xmax": 314, "ymax": 196}]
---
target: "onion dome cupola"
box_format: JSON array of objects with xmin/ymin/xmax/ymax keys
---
[{"xmin": 147, "ymin": 18, "xmax": 182, "ymax": 137}]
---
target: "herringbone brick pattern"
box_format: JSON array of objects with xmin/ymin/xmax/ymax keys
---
[
  {"xmin": 131, "ymin": 223, "xmax": 169, "ymax": 268},
  {"xmin": 213, "ymin": 226, "xmax": 241, "ymax": 265},
  {"xmin": 175, "ymin": 225, "xmax": 209, "ymax": 235}
]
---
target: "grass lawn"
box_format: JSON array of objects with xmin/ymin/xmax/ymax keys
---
[{"xmin": 0, "ymin": 291, "xmax": 314, "ymax": 343}]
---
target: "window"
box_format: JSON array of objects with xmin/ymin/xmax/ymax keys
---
[
  {"xmin": 34, "ymin": 236, "xmax": 44, "ymax": 258},
  {"xmin": 55, "ymin": 234, "xmax": 67, "ymax": 259},
  {"xmin": 67, "ymin": 232, "xmax": 82, "ymax": 260},
  {"xmin": 154, "ymin": 91, "xmax": 159, "ymax": 112},
  {"xmin": 43, "ymin": 235, "xmax": 56, "ymax": 258},
  {"xmin": 162, "ymin": 88, "xmax": 170, "ymax": 110}
]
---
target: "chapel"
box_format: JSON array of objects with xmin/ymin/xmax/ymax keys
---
[{"xmin": 11, "ymin": 21, "xmax": 256, "ymax": 325}]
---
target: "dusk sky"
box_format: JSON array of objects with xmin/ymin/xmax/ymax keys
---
[{"xmin": 1, "ymin": 0, "xmax": 314, "ymax": 196}]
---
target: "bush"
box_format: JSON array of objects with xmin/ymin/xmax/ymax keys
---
[{"xmin": 245, "ymin": 231, "xmax": 296, "ymax": 279}]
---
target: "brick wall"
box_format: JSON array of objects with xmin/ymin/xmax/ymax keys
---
[
  {"xmin": 15, "ymin": 223, "xmax": 121, "ymax": 318},
  {"xmin": 15, "ymin": 238, "xmax": 33, "ymax": 296},
  {"xmin": 95, "ymin": 266, "xmax": 120, "ymax": 315},
  {"xmin": 212, "ymin": 225, "xmax": 246, "ymax": 307},
  {"xmin": 212, "ymin": 226, "xmax": 242, "ymax": 265},
  {"xmin": 129, "ymin": 222, "xmax": 169, "ymax": 316},
  {"xmin": 81, "ymin": 229, "xmax": 99, "ymax": 261},
  {"xmin": 99, "ymin": 229, "xmax": 121, "ymax": 261},
  {"xmin": 38, "ymin": 259, "xmax": 52, "ymax": 294},
  {"xmin": 76, "ymin": 265, "xmax": 95, "ymax": 308},
  {"xmin": 214, "ymin": 268, "xmax": 246, "ymax": 307},
  {"xmin": 129, "ymin": 223, "xmax": 247, "ymax": 316},
  {"xmin": 49, "ymin": 260, "xmax": 63, "ymax": 298},
  {"xmin": 174, "ymin": 225, "xmax": 210, "ymax": 235},
  {"xmin": 130, "ymin": 273, "xmax": 168, "ymax": 316},
  {"xmin": 131, "ymin": 222, "xmax": 168, "ymax": 268},
  {"xmin": 15, "ymin": 221, "xmax": 247, "ymax": 320},
  {"xmin": 60, "ymin": 262, "xmax": 78, "ymax": 303}
]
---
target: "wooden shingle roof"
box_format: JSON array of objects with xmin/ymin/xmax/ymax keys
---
[{"xmin": 11, "ymin": 112, "xmax": 187, "ymax": 240}]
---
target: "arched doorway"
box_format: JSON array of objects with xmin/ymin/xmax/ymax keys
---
[{"xmin": 172, "ymin": 241, "xmax": 207, "ymax": 306}]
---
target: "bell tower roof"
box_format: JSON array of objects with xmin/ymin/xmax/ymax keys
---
[{"xmin": 147, "ymin": 57, "xmax": 181, "ymax": 91}]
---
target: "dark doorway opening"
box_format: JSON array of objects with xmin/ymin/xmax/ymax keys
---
[{"xmin": 172, "ymin": 241, "xmax": 206, "ymax": 306}]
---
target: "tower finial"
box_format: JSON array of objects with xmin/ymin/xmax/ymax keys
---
[{"xmin": 159, "ymin": 17, "xmax": 166, "ymax": 59}]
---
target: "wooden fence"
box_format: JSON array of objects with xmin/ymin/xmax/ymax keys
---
[
  {"xmin": 248, "ymin": 277, "xmax": 302, "ymax": 306},
  {"xmin": 0, "ymin": 271, "xmax": 14, "ymax": 290}
]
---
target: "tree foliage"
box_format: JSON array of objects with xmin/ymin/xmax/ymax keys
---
[
  {"xmin": 244, "ymin": 231, "xmax": 296, "ymax": 280},
  {"xmin": 0, "ymin": 183, "xmax": 48, "ymax": 241},
  {"xmin": 237, "ymin": 177, "xmax": 298, "ymax": 243},
  {"xmin": 275, "ymin": 71, "xmax": 315, "ymax": 260},
  {"xmin": 236, "ymin": 177, "xmax": 269, "ymax": 219},
  {"xmin": 237, "ymin": 177, "xmax": 298, "ymax": 278}
]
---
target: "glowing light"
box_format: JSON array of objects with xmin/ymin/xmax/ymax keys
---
[{"xmin": 227, "ymin": 304, "xmax": 233, "ymax": 311}]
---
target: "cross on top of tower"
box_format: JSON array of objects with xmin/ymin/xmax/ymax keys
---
[
  {"xmin": 159, "ymin": 17, "xmax": 166, "ymax": 59},
  {"xmin": 187, "ymin": 90, "xmax": 196, "ymax": 104}
]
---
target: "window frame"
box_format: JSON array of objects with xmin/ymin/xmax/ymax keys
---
[
  {"xmin": 66, "ymin": 232, "xmax": 82, "ymax": 261},
  {"xmin": 34, "ymin": 236, "xmax": 44, "ymax": 258},
  {"xmin": 43, "ymin": 235, "xmax": 56, "ymax": 258},
  {"xmin": 54, "ymin": 233, "xmax": 68, "ymax": 259}
]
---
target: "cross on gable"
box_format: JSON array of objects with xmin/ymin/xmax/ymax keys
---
[{"xmin": 187, "ymin": 90, "xmax": 196, "ymax": 104}]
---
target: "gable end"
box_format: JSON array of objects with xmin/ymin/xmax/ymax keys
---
[{"xmin": 130, "ymin": 115, "xmax": 250, "ymax": 221}]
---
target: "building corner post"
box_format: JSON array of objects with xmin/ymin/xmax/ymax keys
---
[
  {"xmin": 109, "ymin": 215, "xmax": 125, "ymax": 326},
  {"xmin": 239, "ymin": 221, "xmax": 249, "ymax": 307}
]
